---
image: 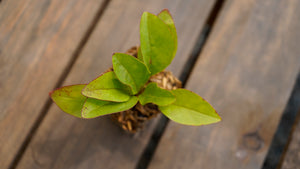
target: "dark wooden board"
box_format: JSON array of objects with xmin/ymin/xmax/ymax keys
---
[
  {"xmin": 281, "ymin": 111, "xmax": 300, "ymax": 169},
  {"xmin": 0, "ymin": 0, "xmax": 107, "ymax": 168},
  {"xmin": 16, "ymin": 0, "xmax": 217, "ymax": 168},
  {"xmin": 148, "ymin": 0, "xmax": 300, "ymax": 169}
]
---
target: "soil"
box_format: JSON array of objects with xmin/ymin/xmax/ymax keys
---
[{"xmin": 110, "ymin": 46, "xmax": 182, "ymax": 133}]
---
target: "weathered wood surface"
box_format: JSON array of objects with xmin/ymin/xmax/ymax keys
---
[
  {"xmin": 281, "ymin": 111, "xmax": 300, "ymax": 169},
  {"xmin": 0, "ymin": 0, "xmax": 107, "ymax": 168},
  {"xmin": 148, "ymin": 0, "xmax": 300, "ymax": 169},
  {"xmin": 16, "ymin": 0, "xmax": 217, "ymax": 168}
]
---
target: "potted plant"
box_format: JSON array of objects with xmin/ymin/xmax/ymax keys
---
[{"xmin": 50, "ymin": 9, "xmax": 221, "ymax": 133}]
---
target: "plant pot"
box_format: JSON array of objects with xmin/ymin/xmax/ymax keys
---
[{"xmin": 110, "ymin": 46, "xmax": 182, "ymax": 133}]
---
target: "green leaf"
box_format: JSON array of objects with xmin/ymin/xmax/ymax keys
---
[
  {"xmin": 82, "ymin": 71, "xmax": 131, "ymax": 102},
  {"xmin": 112, "ymin": 53, "xmax": 150, "ymax": 95},
  {"xmin": 159, "ymin": 89, "xmax": 221, "ymax": 126},
  {"xmin": 140, "ymin": 12, "xmax": 176, "ymax": 75},
  {"xmin": 157, "ymin": 9, "xmax": 177, "ymax": 52},
  {"xmin": 139, "ymin": 82, "xmax": 175, "ymax": 106},
  {"xmin": 137, "ymin": 46, "xmax": 143, "ymax": 62},
  {"xmin": 82, "ymin": 96, "xmax": 138, "ymax": 118},
  {"xmin": 50, "ymin": 85, "xmax": 86, "ymax": 118}
]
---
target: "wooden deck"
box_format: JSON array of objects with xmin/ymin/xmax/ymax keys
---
[{"xmin": 0, "ymin": 0, "xmax": 299, "ymax": 169}]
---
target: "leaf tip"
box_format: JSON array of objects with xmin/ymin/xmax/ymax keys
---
[
  {"xmin": 158, "ymin": 8, "xmax": 171, "ymax": 15},
  {"xmin": 49, "ymin": 90, "xmax": 57, "ymax": 104},
  {"xmin": 142, "ymin": 11, "xmax": 149, "ymax": 16},
  {"xmin": 49, "ymin": 87, "xmax": 60, "ymax": 101},
  {"xmin": 200, "ymin": 96, "xmax": 222, "ymax": 121},
  {"xmin": 49, "ymin": 90, "xmax": 54, "ymax": 98},
  {"xmin": 215, "ymin": 110, "xmax": 222, "ymax": 121}
]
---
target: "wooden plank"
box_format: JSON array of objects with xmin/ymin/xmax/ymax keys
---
[
  {"xmin": 0, "ymin": 0, "xmax": 107, "ymax": 168},
  {"xmin": 281, "ymin": 110, "xmax": 300, "ymax": 169},
  {"xmin": 148, "ymin": 0, "xmax": 300, "ymax": 169},
  {"xmin": 261, "ymin": 73, "xmax": 300, "ymax": 169},
  {"xmin": 15, "ymin": 0, "xmax": 217, "ymax": 168}
]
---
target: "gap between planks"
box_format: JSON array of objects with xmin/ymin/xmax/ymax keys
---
[
  {"xmin": 8, "ymin": 0, "xmax": 111, "ymax": 169},
  {"xmin": 262, "ymin": 72, "xmax": 300, "ymax": 169},
  {"xmin": 135, "ymin": 0, "xmax": 227, "ymax": 169}
]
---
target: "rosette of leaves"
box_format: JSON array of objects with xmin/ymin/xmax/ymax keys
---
[{"xmin": 50, "ymin": 9, "xmax": 221, "ymax": 126}]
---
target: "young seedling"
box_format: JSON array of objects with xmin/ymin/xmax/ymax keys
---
[{"xmin": 50, "ymin": 9, "xmax": 221, "ymax": 132}]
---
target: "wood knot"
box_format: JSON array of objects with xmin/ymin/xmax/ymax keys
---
[{"xmin": 242, "ymin": 131, "xmax": 264, "ymax": 151}]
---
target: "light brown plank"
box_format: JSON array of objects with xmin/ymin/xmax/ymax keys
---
[
  {"xmin": 0, "ymin": 0, "xmax": 107, "ymax": 168},
  {"xmin": 148, "ymin": 0, "xmax": 300, "ymax": 169},
  {"xmin": 16, "ymin": 0, "xmax": 217, "ymax": 168},
  {"xmin": 281, "ymin": 110, "xmax": 300, "ymax": 169}
]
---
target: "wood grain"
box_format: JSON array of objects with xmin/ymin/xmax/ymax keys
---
[
  {"xmin": 281, "ymin": 111, "xmax": 300, "ymax": 169},
  {"xmin": 0, "ymin": 0, "xmax": 107, "ymax": 168},
  {"xmin": 15, "ymin": 0, "xmax": 217, "ymax": 168},
  {"xmin": 148, "ymin": 0, "xmax": 300, "ymax": 169}
]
